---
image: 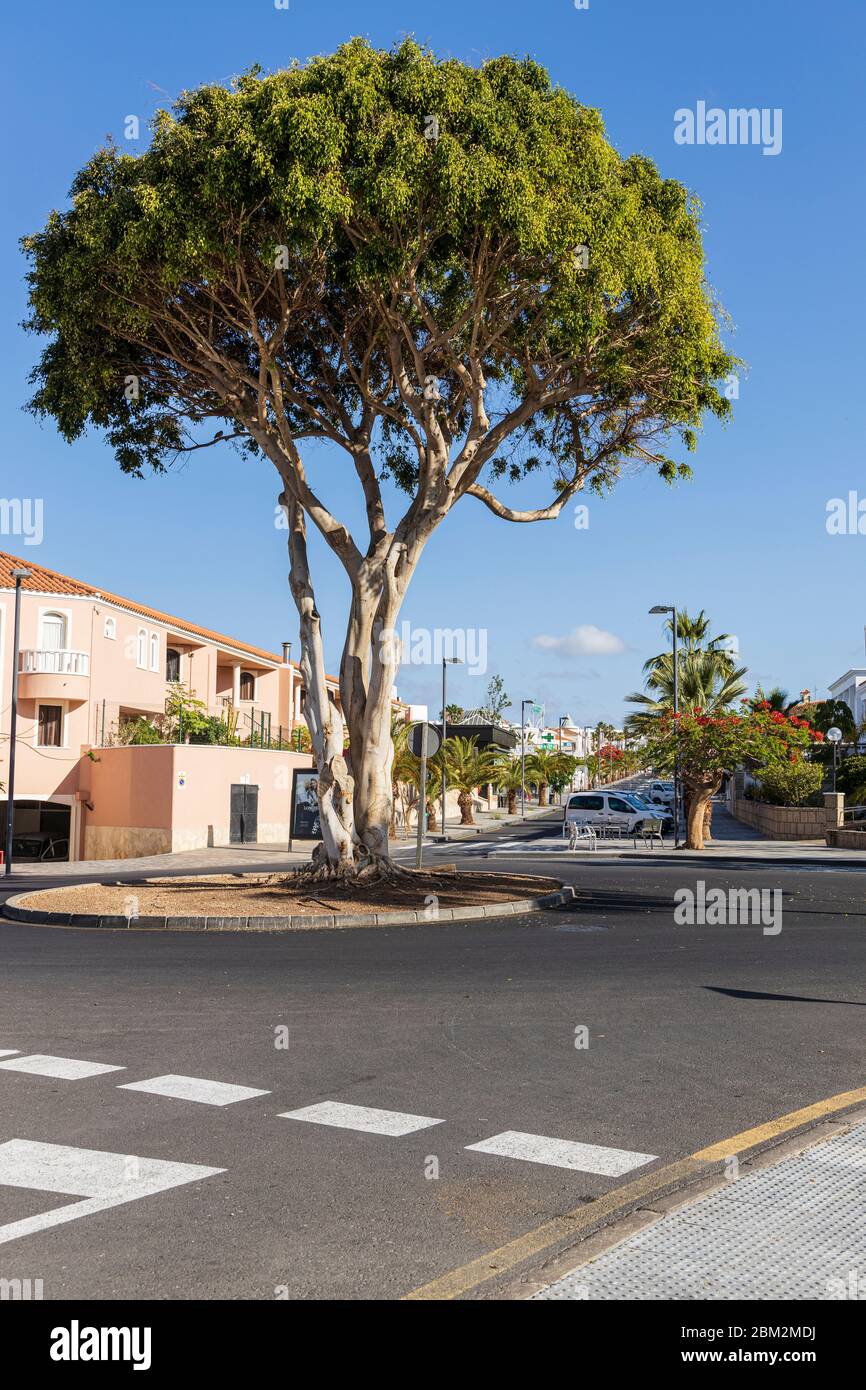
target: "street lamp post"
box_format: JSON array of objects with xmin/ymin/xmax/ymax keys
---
[
  {"xmin": 827, "ymin": 726, "xmax": 843, "ymax": 794},
  {"xmin": 650, "ymin": 605, "xmax": 680, "ymax": 850},
  {"xmin": 440, "ymin": 656, "xmax": 462, "ymax": 836},
  {"xmin": 520, "ymin": 698, "xmax": 535, "ymax": 819},
  {"xmin": 5, "ymin": 568, "xmax": 32, "ymax": 876},
  {"xmin": 558, "ymin": 715, "xmax": 567, "ymax": 803}
]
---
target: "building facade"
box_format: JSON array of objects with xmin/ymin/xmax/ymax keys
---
[{"xmin": 0, "ymin": 552, "xmax": 334, "ymax": 861}]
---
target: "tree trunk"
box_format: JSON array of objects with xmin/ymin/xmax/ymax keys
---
[
  {"xmin": 507, "ymin": 790, "xmax": 517, "ymax": 814},
  {"xmin": 686, "ymin": 792, "xmax": 711, "ymax": 850},
  {"xmin": 703, "ymin": 799, "xmax": 714, "ymax": 841},
  {"xmin": 538, "ymin": 781, "xmax": 549, "ymax": 808},
  {"xmin": 286, "ymin": 500, "xmax": 356, "ymax": 872},
  {"xmin": 458, "ymin": 790, "xmax": 475, "ymax": 825},
  {"xmin": 683, "ymin": 777, "xmax": 722, "ymax": 850}
]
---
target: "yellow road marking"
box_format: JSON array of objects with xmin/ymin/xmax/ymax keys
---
[
  {"xmin": 692, "ymin": 1084, "xmax": 866, "ymax": 1160},
  {"xmin": 404, "ymin": 1084, "xmax": 866, "ymax": 1301},
  {"xmin": 403, "ymin": 1158, "xmax": 707, "ymax": 1300}
]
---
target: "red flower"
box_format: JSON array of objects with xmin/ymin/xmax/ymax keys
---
[{"xmin": 813, "ymin": 730, "xmax": 825, "ymax": 742}]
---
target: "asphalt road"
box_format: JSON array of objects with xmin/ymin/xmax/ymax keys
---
[{"xmin": 1, "ymin": 822, "xmax": 865, "ymax": 1299}]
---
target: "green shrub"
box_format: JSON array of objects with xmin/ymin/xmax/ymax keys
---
[
  {"xmin": 835, "ymin": 755, "xmax": 866, "ymax": 796},
  {"xmin": 756, "ymin": 761, "xmax": 824, "ymax": 806},
  {"xmin": 121, "ymin": 717, "xmax": 163, "ymax": 745}
]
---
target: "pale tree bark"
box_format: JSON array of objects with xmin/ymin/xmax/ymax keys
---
[
  {"xmin": 683, "ymin": 775, "xmax": 722, "ymax": 850},
  {"xmin": 285, "ymin": 497, "xmax": 356, "ymax": 873}
]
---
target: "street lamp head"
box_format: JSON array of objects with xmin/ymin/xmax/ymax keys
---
[
  {"xmin": 443, "ymin": 657, "xmax": 462, "ymax": 665},
  {"xmin": 826, "ymin": 727, "xmax": 843, "ymax": 743},
  {"xmin": 12, "ymin": 568, "xmax": 32, "ymax": 580},
  {"xmin": 649, "ymin": 605, "xmax": 673, "ymax": 615}
]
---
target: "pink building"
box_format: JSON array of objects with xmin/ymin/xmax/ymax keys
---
[{"xmin": 0, "ymin": 552, "xmax": 332, "ymax": 861}]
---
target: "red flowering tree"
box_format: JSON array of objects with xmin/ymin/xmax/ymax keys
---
[{"xmin": 642, "ymin": 701, "xmax": 824, "ymax": 849}]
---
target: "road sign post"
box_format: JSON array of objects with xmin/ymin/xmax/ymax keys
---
[
  {"xmin": 407, "ymin": 722, "xmax": 442, "ymax": 869},
  {"xmin": 415, "ymin": 722, "xmax": 428, "ymax": 869}
]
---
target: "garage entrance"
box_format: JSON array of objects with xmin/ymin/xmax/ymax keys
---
[{"xmin": 0, "ymin": 800, "xmax": 71, "ymax": 862}]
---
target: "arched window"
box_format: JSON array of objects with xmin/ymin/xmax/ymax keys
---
[
  {"xmin": 166, "ymin": 648, "xmax": 181, "ymax": 682},
  {"xmin": 41, "ymin": 612, "xmax": 67, "ymax": 652},
  {"xmin": 150, "ymin": 633, "xmax": 159, "ymax": 671},
  {"xmin": 104, "ymin": 617, "xmax": 116, "ymax": 640},
  {"xmin": 240, "ymin": 671, "xmax": 255, "ymax": 701},
  {"xmin": 137, "ymin": 628, "xmax": 147, "ymax": 669}
]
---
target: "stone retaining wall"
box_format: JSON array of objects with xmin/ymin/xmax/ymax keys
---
[
  {"xmin": 826, "ymin": 827, "xmax": 866, "ymax": 850},
  {"xmin": 729, "ymin": 793, "xmax": 836, "ymax": 842}
]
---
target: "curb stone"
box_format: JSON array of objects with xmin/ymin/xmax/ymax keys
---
[{"xmin": 1, "ymin": 885, "xmax": 575, "ymax": 932}]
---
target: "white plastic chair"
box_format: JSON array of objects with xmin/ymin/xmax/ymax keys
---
[{"xmin": 565, "ymin": 819, "xmax": 597, "ymax": 852}]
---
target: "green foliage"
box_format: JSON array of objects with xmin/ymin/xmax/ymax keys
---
[
  {"xmin": 23, "ymin": 38, "xmax": 735, "ymax": 498},
  {"xmin": 443, "ymin": 735, "xmax": 500, "ymax": 792},
  {"xmin": 481, "ymin": 675, "xmax": 511, "ymax": 724},
  {"xmin": 120, "ymin": 717, "xmax": 163, "ymax": 745},
  {"xmin": 164, "ymin": 682, "xmax": 210, "ymax": 738},
  {"xmin": 756, "ymin": 761, "xmax": 824, "ymax": 807},
  {"xmin": 643, "ymin": 706, "xmax": 822, "ymax": 794},
  {"xmin": 835, "ymin": 754, "xmax": 866, "ymax": 800},
  {"xmin": 626, "ymin": 609, "xmax": 746, "ymax": 735},
  {"xmin": 798, "ymin": 699, "xmax": 855, "ymax": 740}
]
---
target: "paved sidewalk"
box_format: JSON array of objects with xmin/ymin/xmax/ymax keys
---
[
  {"xmin": 535, "ymin": 1121, "xmax": 866, "ymax": 1300},
  {"xmin": 482, "ymin": 835, "xmax": 859, "ymax": 864},
  {"xmin": 0, "ymin": 843, "xmax": 312, "ymax": 886}
]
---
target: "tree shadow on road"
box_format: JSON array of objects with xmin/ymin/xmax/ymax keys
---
[{"xmin": 704, "ymin": 985, "xmax": 866, "ymax": 1007}]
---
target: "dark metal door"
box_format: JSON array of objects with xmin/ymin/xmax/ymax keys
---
[{"xmin": 229, "ymin": 784, "xmax": 259, "ymax": 844}]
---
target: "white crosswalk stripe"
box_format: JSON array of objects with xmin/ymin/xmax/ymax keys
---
[
  {"xmin": 0, "ymin": 1138, "xmax": 223, "ymax": 1246},
  {"xmin": 0, "ymin": 1043, "xmax": 660, "ymax": 1181},
  {"xmin": 118, "ymin": 1074, "xmax": 270, "ymax": 1106},
  {"xmin": 0, "ymin": 1050, "xmax": 20, "ymax": 1057},
  {"xmin": 0, "ymin": 1054, "xmax": 125, "ymax": 1079},
  {"xmin": 465, "ymin": 1130, "xmax": 657, "ymax": 1176},
  {"xmin": 279, "ymin": 1101, "xmax": 444, "ymax": 1136}
]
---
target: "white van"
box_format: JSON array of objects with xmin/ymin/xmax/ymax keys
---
[
  {"xmin": 563, "ymin": 791, "xmax": 662, "ymax": 836},
  {"xmin": 645, "ymin": 781, "xmax": 675, "ymax": 806}
]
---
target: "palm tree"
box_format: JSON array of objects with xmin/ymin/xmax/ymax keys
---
[
  {"xmin": 748, "ymin": 685, "xmax": 797, "ymax": 714},
  {"xmin": 494, "ymin": 758, "xmax": 525, "ymax": 815},
  {"xmin": 443, "ymin": 736, "xmax": 501, "ymax": 825},
  {"xmin": 626, "ymin": 609, "xmax": 748, "ymax": 839},
  {"xmin": 527, "ymin": 749, "xmax": 577, "ymax": 806},
  {"xmin": 625, "ymin": 607, "xmax": 748, "ymax": 737},
  {"xmin": 389, "ymin": 718, "xmax": 418, "ymax": 838},
  {"xmin": 625, "ymin": 651, "xmax": 748, "ymax": 735}
]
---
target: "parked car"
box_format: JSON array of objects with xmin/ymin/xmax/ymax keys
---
[
  {"xmin": 563, "ymin": 791, "xmax": 666, "ymax": 836},
  {"xmin": 645, "ymin": 781, "xmax": 675, "ymax": 806},
  {"xmin": 616, "ymin": 792, "xmax": 675, "ymax": 833}
]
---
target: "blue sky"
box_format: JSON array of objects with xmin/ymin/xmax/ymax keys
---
[{"xmin": 3, "ymin": 0, "xmax": 865, "ymax": 725}]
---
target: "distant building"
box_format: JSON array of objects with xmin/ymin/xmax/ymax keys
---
[
  {"xmin": 827, "ymin": 631, "xmax": 866, "ymax": 729},
  {"xmin": 827, "ymin": 670, "xmax": 866, "ymax": 728}
]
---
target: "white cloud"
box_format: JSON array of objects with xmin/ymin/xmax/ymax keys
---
[{"xmin": 532, "ymin": 624, "xmax": 626, "ymax": 657}]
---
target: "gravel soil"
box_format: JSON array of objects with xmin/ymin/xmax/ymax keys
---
[{"xmin": 20, "ymin": 870, "xmax": 563, "ymax": 919}]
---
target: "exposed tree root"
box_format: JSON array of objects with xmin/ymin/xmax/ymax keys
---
[{"xmin": 276, "ymin": 854, "xmax": 449, "ymax": 888}]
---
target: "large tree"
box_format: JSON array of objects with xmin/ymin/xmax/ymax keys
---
[
  {"xmin": 643, "ymin": 707, "xmax": 823, "ymax": 849},
  {"xmin": 23, "ymin": 38, "xmax": 734, "ymax": 875}
]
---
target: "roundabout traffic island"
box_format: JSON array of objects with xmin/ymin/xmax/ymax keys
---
[{"xmin": 2, "ymin": 869, "xmax": 575, "ymax": 931}]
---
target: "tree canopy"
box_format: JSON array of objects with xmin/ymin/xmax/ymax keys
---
[{"xmin": 24, "ymin": 37, "xmax": 734, "ymax": 509}]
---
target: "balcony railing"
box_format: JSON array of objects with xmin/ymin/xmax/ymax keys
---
[{"xmin": 19, "ymin": 648, "xmax": 90, "ymax": 677}]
